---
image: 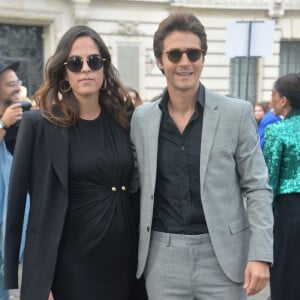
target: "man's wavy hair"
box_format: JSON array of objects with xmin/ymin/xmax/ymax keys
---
[
  {"xmin": 33, "ymin": 25, "xmax": 132, "ymax": 129},
  {"xmin": 153, "ymin": 12, "xmax": 207, "ymax": 66}
]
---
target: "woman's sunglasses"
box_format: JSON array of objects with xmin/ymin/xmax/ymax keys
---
[
  {"xmin": 165, "ymin": 48, "xmax": 203, "ymax": 63},
  {"xmin": 64, "ymin": 54, "xmax": 106, "ymax": 73}
]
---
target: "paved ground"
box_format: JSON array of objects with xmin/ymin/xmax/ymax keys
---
[{"xmin": 9, "ymin": 288, "xmax": 19, "ymax": 299}]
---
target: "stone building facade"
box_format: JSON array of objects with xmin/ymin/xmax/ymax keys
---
[{"xmin": 0, "ymin": 0, "xmax": 299, "ymax": 102}]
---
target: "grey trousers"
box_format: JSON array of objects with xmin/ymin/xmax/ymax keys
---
[{"xmin": 144, "ymin": 231, "xmax": 246, "ymax": 300}]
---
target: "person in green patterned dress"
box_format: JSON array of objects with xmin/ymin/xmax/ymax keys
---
[{"xmin": 264, "ymin": 73, "xmax": 300, "ymax": 300}]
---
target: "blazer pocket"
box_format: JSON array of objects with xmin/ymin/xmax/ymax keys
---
[
  {"xmin": 228, "ymin": 216, "xmax": 249, "ymax": 235},
  {"xmin": 211, "ymin": 143, "xmax": 235, "ymax": 155}
]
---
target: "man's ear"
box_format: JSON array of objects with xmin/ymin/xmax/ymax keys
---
[
  {"xmin": 156, "ymin": 58, "xmax": 165, "ymax": 75},
  {"xmin": 156, "ymin": 58, "xmax": 163, "ymax": 71}
]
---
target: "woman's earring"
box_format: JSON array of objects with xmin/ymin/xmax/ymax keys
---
[
  {"xmin": 58, "ymin": 92, "xmax": 63, "ymax": 101},
  {"xmin": 101, "ymin": 78, "xmax": 107, "ymax": 91},
  {"xmin": 59, "ymin": 80, "xmax": 72, "ymax": 93}
]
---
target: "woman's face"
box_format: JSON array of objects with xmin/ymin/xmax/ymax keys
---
[
  {"xmin": 64, "ymin": 36, "xmax": 104, "ymax": 101},
  {"xmin": 128, "ymin": 90, "xmax": 137, "ymax": 105},
  {"xmin": 254, "ymin": 105, "xmax": 265, "ymax": 122}
]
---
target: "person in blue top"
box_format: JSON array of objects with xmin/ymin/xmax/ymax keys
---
[
  {"xmin": 257, "ymin": 101, "xmax": 281, "ymax": 150},
  {"xmin": 0, "ymin": 61, "xmax": 29, "ymax": 300}
]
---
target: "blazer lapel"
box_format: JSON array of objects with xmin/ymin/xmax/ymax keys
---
[
  {"xmin": 200, "ymin": 91, "xmax": 220, "ymax": 194},
  {"xmin": 44, "ymin": 122, "xmax": 69, "ymax": 193},
  {"xmin": 146, "ymin": 103, "xmax": 162, "ymax": 190}
]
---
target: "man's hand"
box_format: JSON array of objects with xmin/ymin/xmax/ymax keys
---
[
  {"xmin": 243, "ymin": 261, "xmax": 270, "ymax": 296},
  {"xmin": 1, "ymin": 103, "xmax": 23, "ymax": 128}
]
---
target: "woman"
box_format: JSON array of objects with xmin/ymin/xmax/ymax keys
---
[
  {"xmin": 4, "ymin": 26, "xmax": 140, "ymax": 300},
  {"xmin": 126, "ymin": 87, "xmax": 143, "ymax": 108},
  {"xmin": 263, "ymin": 73, "xmax": 300, "ymax": 300},
  {"xmin": 254, "ymin": 101, "xmax": 269, "ymax": 125}
]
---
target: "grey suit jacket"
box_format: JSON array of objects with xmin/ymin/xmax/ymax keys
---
[{"xmin": 130, "ymin": 88, "xmax": 273, "ymax": 283}]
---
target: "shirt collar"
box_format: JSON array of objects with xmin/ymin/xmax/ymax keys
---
[
  {"xmin": 285, "ymin": 108, "xmax": 300, "ymax": 119},
  {"xmin": 159, "ymin": 83, "xmax": 205, "ymax": 114}
]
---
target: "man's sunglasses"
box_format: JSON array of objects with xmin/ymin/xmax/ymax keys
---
[
  {"xmin": 64, "ymin": 54, "xmax": 106, "ymax": 73},
  {"xmin": 165, "ymin": 48, "xmax": 203, "ymax": 63}
]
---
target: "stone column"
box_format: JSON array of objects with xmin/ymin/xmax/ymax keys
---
[{"xmin": 70, "ymin": 0, "xmax": 91, "ymax": 25}]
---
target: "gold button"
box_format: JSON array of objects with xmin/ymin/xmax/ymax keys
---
[
  {"xmin": 112, "ymin": 186, "xmax": 117, "ymax": 192},
  {"xmin": 121, "ymin": 186, "xmax": 126, "ymax": 191}
]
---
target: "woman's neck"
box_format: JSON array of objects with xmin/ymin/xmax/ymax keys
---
[{"xmin": 77, "ymin": 95, "xmax": 101, "ymax": 120}]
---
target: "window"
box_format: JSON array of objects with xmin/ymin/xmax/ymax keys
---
[
  {"xmin": 229, "ymin": 56, "xmax": 258, "ymax": 104},
  {"xmin": 0, "ymin": 24, "xmax": 43, "ymax": 96},
  {"xmin": 279, "ymin": 41, "xmax": 300, "ymax": 76},
  {"xmin": 117, "ymin": 44, "xmax": 139, "ymax": 90}
]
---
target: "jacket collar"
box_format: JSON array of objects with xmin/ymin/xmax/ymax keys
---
[{"xmin": 44, "ymin": 121, "xmax": 69, "ymax": 193}]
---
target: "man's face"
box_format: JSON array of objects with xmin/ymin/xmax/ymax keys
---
[
  {"xmin": 157, "ymin": 30, "xmax": 204, "ymax": 94},
  {"xmin": 0, "ymin": 69, "xmax": 21, "ymax": 104}
]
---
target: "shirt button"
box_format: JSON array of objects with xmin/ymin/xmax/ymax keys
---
[
  {"xmin": 181, "ymin": 146, "xmax": 185, "ymax": 151},
  {"xmin": 147, "ymin": 226, "xmax": 150, "ymax": 232}
]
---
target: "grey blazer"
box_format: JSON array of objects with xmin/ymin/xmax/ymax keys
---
[{"xmin": 130, "ymin": 88, "xmax": 273, "ymax": 283}]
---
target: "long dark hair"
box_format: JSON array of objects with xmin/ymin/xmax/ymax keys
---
[{"xmin": 34, "ymin": 25, "xmax": 131, "ymax": 129}]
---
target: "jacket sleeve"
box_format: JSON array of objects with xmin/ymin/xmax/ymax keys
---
[
  {"xmin": 4, "ymin": 112, "xmax": 33, "ymax": 289},
  {"xmin": 235, "ymin": 102, "xmax": 273, "ymax": 263},
  {"xmin": 263, "ymin": 125, "xmax": 282, "ymax": 198}
]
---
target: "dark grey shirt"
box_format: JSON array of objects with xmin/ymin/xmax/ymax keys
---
[{"xmin": 152, "ymin": 86, "xmax": 209, "ymax": 234}]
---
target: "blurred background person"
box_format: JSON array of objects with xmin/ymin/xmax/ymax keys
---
[
  {"xmin": 0, "ymin": 61, "xmax": 30, "ymax": 300},
  {"xmin": 264, "ymin": 73, "xmax": 300, "ymax": 300},
  {"xmin": 4, "ymin": 26, "xmax": 143, "ymax": 300},
  {"xmin": 254, "ymin": 101, "xmax": 269, "ymax": 125},
  {"xmin": 19, "ymin": 85, "xmax": 38, "ymax": 109},
  {"xmin": 127, "ymin": 87, "xmax": 143, "ymax": 108},
  {"xmin": 0, "ymin": 61, "xmax": 24, "ymax": 155},
  {"xmin": 257, "ymin": 98, "xmax": 282, "ymax": 150}
]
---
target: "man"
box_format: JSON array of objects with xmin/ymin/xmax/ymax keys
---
[
  {"xmin": 130, "ymin": 13, "xmax": 273, "ymax": 300},
  {"xmin": 0, "ymin": 61, "xmax": 27, "ymax": 300},
  {"xmin": 0, "ymin": 61, "xmax": 25, "ymax": 155}
]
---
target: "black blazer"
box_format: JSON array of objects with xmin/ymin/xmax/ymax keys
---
[{"xmin": 4, "ymin": 110, "xmax": 69, "ymax": 300}]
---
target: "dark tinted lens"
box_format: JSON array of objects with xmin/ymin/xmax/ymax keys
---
[
  {"xmin": 167, "ymin": 50, "xmax": 183, "ymax": 63},
  {"xmin": 87, "ymin": 55, "xmax": 103, "ymax": 71},
  {"xmin": 66, "ymin": 56, "xmax": 83, "ymax": 72},
  {"xmin": 65, "ymin": 55, "xmax": 104, "ymax": 73},
  {"xmin": 187, "ymin": 49, "xmax": 202, "ymax": 62}
]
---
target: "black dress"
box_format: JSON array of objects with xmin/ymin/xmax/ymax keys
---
[{"xmin": 52, "ymin": 110, "xmax": 137, "ymax": 300}]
